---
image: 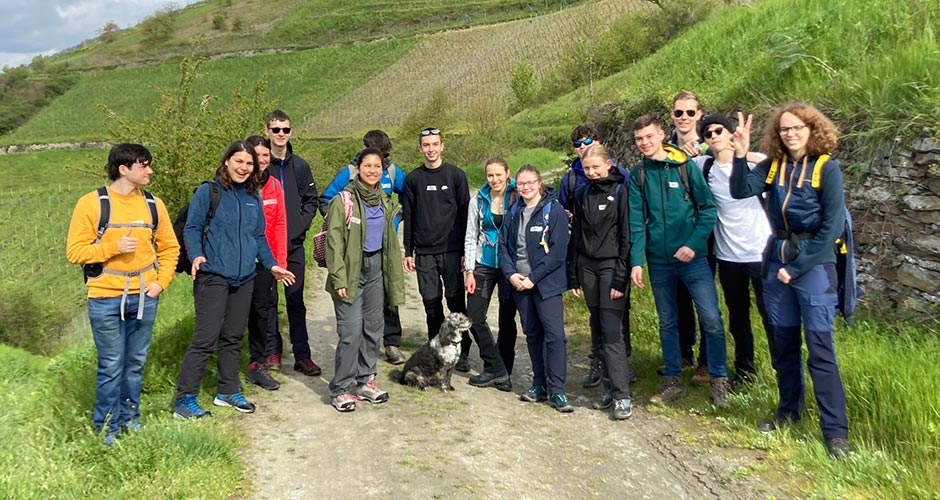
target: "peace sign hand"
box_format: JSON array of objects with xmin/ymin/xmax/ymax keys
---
[{"xmin": 733, "ymin": 111, "xmax": 754, "ymax": 158}]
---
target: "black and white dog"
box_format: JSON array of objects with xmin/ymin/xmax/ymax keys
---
[{"xmin": 390, "ymin": 312, "xmax": 470, "ymax": 392}]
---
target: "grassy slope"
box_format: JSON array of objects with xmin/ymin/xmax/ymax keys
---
[
  {"xmin": 306, "ymin": 0, "xmax": 645, "ymax": 136},
  {"xmin": 55, "ymin": 0, "xmax": 590, "ymax": 70},
  {"xmin": 5, "ymin": 39, "xmax": 416, "ymax": 145},
  {"xmin": 509, "ymin": 0, "xmax": 940, "ymax": 158}
]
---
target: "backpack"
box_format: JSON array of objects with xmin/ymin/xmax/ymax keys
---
[
  {"xmin": 172, "ymin": 181, "xmax": 222, "ymax": 275},
  {"xmin": 510, "ymin": 198, "xmax": 553, "ymax": 255},
  {"xmin": 82, "ymin": 187, "xmax": 159, "ymax": 282},
  {"xmin": 765, "ymin": 154, "xmax": 860, "ymax": 324},
  {"xmin": 313, "ymin": 190, "xmax": 354, "ymax": 268}
]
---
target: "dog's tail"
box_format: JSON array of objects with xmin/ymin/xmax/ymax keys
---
[{"xmin": 389, "ymin": 369, "xmax": 405, "ymax": 384}]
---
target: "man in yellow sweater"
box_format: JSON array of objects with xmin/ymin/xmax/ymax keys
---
[{"xmin": 66, "ymin": 143, "xmax": 180, "ymax": 446}]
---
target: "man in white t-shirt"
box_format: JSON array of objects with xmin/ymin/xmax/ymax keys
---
[{"xmin": 693, "ymin": 114, "xmax": 775, "ymax": 390}]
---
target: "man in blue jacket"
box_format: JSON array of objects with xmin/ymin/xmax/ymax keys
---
[{"xmin": 627, "ymin": 114, "xmax": 730, "ymax": 408}]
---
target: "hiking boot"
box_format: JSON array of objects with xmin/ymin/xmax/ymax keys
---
[
  {"xmin": 628, "ymin": 368, "xmax": 638, "ymax": 385},
  {"xmin": 592, "ymin": 390, "xmax": 613, "ymax": 410},
  {"xmin": 549, "ymin": 393, "xmax": 575, "ymax": 413},
  {"xmin": 710, "ymin": 376, "xmax": 730, "ymax": 408},
  {"xmin": 104, "ymin": 431, "xmax": 118, "ymax": 448},
  {"xmin": 120, "ymin": 418, "xmax": 141, "ymax": 435},
  {"xmin": 332, "ymin": 393, "xmax": 358, "ymax": 412},
  {"xmin": 213, "ymin": 392, "xmax": 256, "ymax": 413},
  {"xmin": 356, "ymin": 377, "xmax": 389, "ymax": 404},
  {"xmin": 582, "ymin": 356, "xmax": 603, "ymax": 388},
  {"xmin": 520, "ymin": 385, "xmax": 548, "ymax": 403},
  {"xmin": 691, "ymin": 364, "xmax": 711, "ymax": 386},
  {"xmin": 649, "ymin": 376, "xmax": 687, "ymax": 405},
  {"xmin": 454, "ymin": 356, "xmax": 471, "ymax": 373},
  {"xmin": 247, "ymin": 361, "xmax": 280, "ymax": 391},
  {"xmin": 267, "ymin": 353, "xmax": 281, "ymax": 372},
  {"xmin": 729, "ymin": 371, "xmax": 755, "ymax": 392},
  {"xmin": 293, "ymin": 358, "xmax": 322, "ymax": 376},
  {"xmin": 468, "ymin": 370, "xmax": 509, "ymax": 389},
  {"xmin": 757, "ymin": 415, "xmax": 793, "ymax": 433},
  {"xmin": 657, "ymin": 358, "xmax": 694, "ymax": 375},
  {"xmin": 612, "ymin": 398, "xmax": 633, "ymax": 420},
  {"xmin": 385, "ymin": 346, "xmax": 405, "ymax": 365},
  {"xmin": 826, "ymin": 438, "xmax": 852, "ymax": 459},
  {"xmin": 174, "ymin": 394, "xmax": 212, "ymax": 420},
  {"xmin": 493, "ymin": 378, "xmax": 513, "ymax": 392}
]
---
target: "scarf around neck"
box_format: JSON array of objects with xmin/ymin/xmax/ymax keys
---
[{"xmin": 352, "ymin": 177, "xmax": 383, "ymax": 207}]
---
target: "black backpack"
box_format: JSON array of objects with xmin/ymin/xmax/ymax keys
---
[{"xmin": 173, "ymin": 181, "xmax": 222, "ymax": 274}]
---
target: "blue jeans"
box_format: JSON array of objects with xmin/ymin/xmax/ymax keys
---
[
  {"xmin": 88, "ymin": 294, "xmax": 158, "ymax": 435},
  {"xmin": 648, "ymin": 257, "xmax": 727, "ymax": 378}
]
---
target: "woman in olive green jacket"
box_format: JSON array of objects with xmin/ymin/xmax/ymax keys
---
[{"xmin": 325, "ymin": 148, "xmax": 404, "ymax": 412}]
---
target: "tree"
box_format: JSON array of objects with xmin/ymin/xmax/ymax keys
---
[
  {"xmin": 509, "ymin": 61, "xmax": 538, "ymax": 110},
  {"xmin": 140, "ymin": 9, "xmax": 176, "ymax": 44},
  {"xmin": 101, "ymin": 57, "xmax": 276, "ymax": 213},
  {"xmin": 98, "ymin": 22, "xmax": 121, "ymax": 43}
]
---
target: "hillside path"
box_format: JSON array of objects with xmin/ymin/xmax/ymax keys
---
[{"xmin": 237, "ymin": 264, "xmax": 784, "ymax": 499}]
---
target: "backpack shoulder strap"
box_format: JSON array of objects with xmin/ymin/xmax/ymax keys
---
[
  {"xmin": 346, "ymin": 163, "xmax": 358, "ymax": 180},
  {"xmin": 765, "ymin": 157, "xmax": 784, "ymax": 185},
  {"xmin": 339, "ymin": 190, "xmax": 354, "ymax": 228},
  {"xmin": 202, "ymin": 181, "xmax": 222, "ymax": 243},
  {"xmin": 567, "ymin": 170, "xmax": 577, "ymax": 200},
  {"xmin": 93, "ymin": 186, "xmax": 110, "ymax": 243},
  {"xmin": 142, "ymin": 189, "xmax": 158, "ymax": 243},
  {"xmin": 387, "ymin": 165, "xmax": 396, "ymax": 186},
  {"xmin": 810, "ymin": 154, "xmax": 831, "ymax": 190},
  {"xmin": 677, "ymin": 162, "xmax": 692, "ymax": 201},
  {"xmin": 702, "ymin": 156, "xmax": 715, "ymax": 186}
]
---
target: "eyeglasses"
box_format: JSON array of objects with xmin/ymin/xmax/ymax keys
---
[
  {"xmin": 778, "ymin": 124, "xmax": 807, "ymax": 136},
  {"xmin": 268, "ymin": 127, "xmax": 291, "ymax": 134},
  {"xmin": 573, "ymin": 138, "xmax": 595, "ymax": 148},
  {"xmin": 516, "ymin": 179, "xmax": 540, "ymax": 188},
  {"xmin": 420, "ymin": 128, "xmax": 441, "ymax": 136},
  {"xmin": 673, "ymin": 109, "xmax": 697, "ymax": 118},
  {"xmin": 703, "ymin": 127, "xmax": 725, "ymax": 139}
]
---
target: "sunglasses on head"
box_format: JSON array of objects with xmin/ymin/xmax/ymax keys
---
[
  {"xmin": 673, "ymin": 109, "xmax": 697, "ymax": 118},
  {"xmin": 703, "ymin": 126, "xmax": 725, "ymax": 139},
  {"xmin": 573, "ymin": 138, "xmax": 595, "ymax": 148},
  {"xmin": 420, "ymin": 128, "xmax": 441, "ymax": 136},
  {"xmin": 269, "ymin": 127, "xmax": 291, "ymax": 134}
]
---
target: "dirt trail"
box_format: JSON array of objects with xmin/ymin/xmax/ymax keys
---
[{"xmin": 239, "ymin": 265, "xmax": 784, "ymax": 500}]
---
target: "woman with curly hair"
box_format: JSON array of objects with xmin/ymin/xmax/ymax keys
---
[{"xmin": 729, "ymin": 104, "xmax": 851, "ymax": 458}]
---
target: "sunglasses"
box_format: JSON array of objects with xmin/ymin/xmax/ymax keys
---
[
  {"xmin": 420, "ymin": 128, "xmax": 441, "ymax": 136},
  {"xmin": 268, "ymin": 127, "xmax": 291, "ymax": 134},
  {"xmin": 673, "ymin": 109, "xmax": 697, "ymax": 118},
  {"xmin": 703, "ymin": 127, "xmax": 725, "ymax": 139},
  {"xmin": 573, "ymin": 138, "xmax": 595, "ymax": 148}
]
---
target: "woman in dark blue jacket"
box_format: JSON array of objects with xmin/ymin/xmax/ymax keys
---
[
  {"xmin": 498, "ymin": 165, "xmax": 572, "ymax": 412},
  {"xmin": 730, "ymin": 105, "xmax": 850, "ymax": 458},
  {"xmin": 174, "ymin": 141, "xmax": 294, "ymax": 420}
]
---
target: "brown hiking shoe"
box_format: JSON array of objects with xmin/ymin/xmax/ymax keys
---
[
  {"xmin": 691, "ymin": 364, "xmax": 711, "ymax": 386},
  {"xmin": 649, "ymin": 376, "xmax": 686, "ymax": 405},
  {"xmin": 293, "ymin": 358, "xmax": 322, "ymax": 376},
  {"xmin": 385, "ymin": 346, "xmax": 405, "ymax": 365},
  {"xmin": 710, "ymin": 377, "xmax": 730, "ymax": 408}
]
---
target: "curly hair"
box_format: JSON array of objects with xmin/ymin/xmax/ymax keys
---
[
  {"xmin": 215, "ymin": 141, "xmax": 262, "ymax": 192},
  {"xmin": 760, "ymin": 102, "xmax": 840, "ymax": 159},
  {"xmin": 570, "ymin": 124, "xmax": 599, "ymax": 143}
]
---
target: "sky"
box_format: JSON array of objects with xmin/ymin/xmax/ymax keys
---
[{"xmin": 0, "ymin": 0, "xmax": 200, "ymax": 69}]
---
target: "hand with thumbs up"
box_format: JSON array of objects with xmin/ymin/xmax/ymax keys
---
[{"xmin": 118, "ymin": 229, "xmax": 137, "ymax": 254}]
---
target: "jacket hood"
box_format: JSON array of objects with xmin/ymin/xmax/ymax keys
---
[
  {"xmin": 589, "ymin": 167, "xmax": 626, "ymax": 189},
  {"xmin": 643, "ymin": 143, "xmax": 689, "ymax": 168},
  {"xmin": 570, "ymin": 158, "xmax": 585, "ymax": 177}
]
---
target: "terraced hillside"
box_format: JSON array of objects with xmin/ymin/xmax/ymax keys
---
[{"xmin": 306, "ymin": 0, "xmax": 645, "ymax": 136}]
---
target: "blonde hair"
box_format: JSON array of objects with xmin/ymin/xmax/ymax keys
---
[
  {"xmin": 761, "ymin": 102, "xmax": 840, "ymax": 159},
  {"xmin": 581, "ymin": 143, "xmax": 611, "ymax": 162}
]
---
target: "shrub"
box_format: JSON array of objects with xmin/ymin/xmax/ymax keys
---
[
  {"xmin": 212, "ymin": 15, "xmax": 226, "ymax": 31},
  {"xmin": 510, "ymin": 61, "xmax": 539, "ymax": 110},
  {"xmin": 140, "ymin": 9, "xmax": 176, "ymax": 44}
]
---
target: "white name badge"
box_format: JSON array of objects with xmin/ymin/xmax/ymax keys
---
[
  {"xmin": 669, "ymin": 181, "xmax": 680, "ymax": 188},
  {"xmin": 598, "ymin": 204, "xmax": 608, "ymax": 211},
  {"xmin": 351, "ymin": 217, "xmax": 361, "ymax": 224},
  {"xmin": 263, "ymin": 199, "xmax": 277, "ymax": 206},
  {"xmin": 381, "ymin": 183, "xmax": 391, "ymax": 189},
  {"xmin": 426, "ymin": 185, "xmax": 437, "ymax": 191},
  {"xmin": 530, "ymin": 226, "xmax": 543, "ymax": 232}
]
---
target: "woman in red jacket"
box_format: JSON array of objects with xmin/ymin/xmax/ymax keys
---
[{"xmin": 244, "ymin": 135, "xmax": 288, "ymax": 391}]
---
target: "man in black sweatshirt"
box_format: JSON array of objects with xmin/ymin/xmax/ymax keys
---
[
  {"xmin": 264, "ymin": 109, "xmax": 321, "ymax": 376},
  {"xmin": 402, "ymin": 128, "xmax": 471, "ymax": 362}
]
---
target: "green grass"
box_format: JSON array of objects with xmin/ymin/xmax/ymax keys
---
[
  {"xmin": 509, "ymin": 0, "xmax": 940, "ymax": 163},
  {"xmin": 5, "ymin": 39, "xmax": 416, "ymax": 145}
]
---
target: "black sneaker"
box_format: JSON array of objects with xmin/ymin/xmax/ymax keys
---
[
  {"xmin": 729, "ymin": 371, "xmax": 754, "ymax": 392},
  {"xmin": 454, "ymin": 356, "xmax": 471, "ymax": 373},
  {"xmin": 826, "ymin": 438, "xmax": 852, "ymax": 459},
  {"xmin": 247, "ymin": 361, "xmax": 280, "ymax": 391},
  {"xmin": 468, "ymin": 371, "xmax": 509, "ymax": 388},
  {"xmin": 757, "ymin": 415, "xmax": 794, "ymax": 433},
  {"xmin": 493, "ymin": 378, "xmax": 513, "ymax": 392},
  {"xmin": 582, "ymin": 356, "xmax": 603, "ymax": 388},
  {"xmin": 592, "ymin": 390, "xmax": 613, "ymax": 410}
]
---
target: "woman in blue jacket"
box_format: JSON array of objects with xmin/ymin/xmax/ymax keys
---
[
  {"xmin": 498, "ymin": 165, "xmax": 572, "ymax": 412},
  {"xmin": 174, "ymin": 141, "xmax": 294, "ymax": 420},
  {"xmin": 730, "ymin": 105, "xmax": 851, "ymax": 458},
  {"xmin": 464, "ymin": 157, "xmax": 518, "ymax": 391}
]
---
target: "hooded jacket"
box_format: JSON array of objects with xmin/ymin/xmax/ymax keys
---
[
  {"xmin": 498, "ymin": 187, "xmax": 568, "ymax": 299},
  {"xmin": 269, "ymin": 142, "xmax": 318, "ymax": 246},
  {"xmin": 628, "ymin": 144, "xmax": 717, "ymax": 268},
  {"xmin": 464, "ymin": 178, "xmax": 516, "ymax": 272},
  {"xmin": 557, "ymin": 157, "xmax": 629, "ymax": 211},
  {"xmin": 259, "ymin": 169, "xmax": 288, "ymax": 268},
  {"xmin": 568, "ymin": 168, "xmax": 631, "ymax": 291}
]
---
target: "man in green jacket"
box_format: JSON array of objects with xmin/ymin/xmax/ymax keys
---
[{"xmin": 627, "ymin": 114, "xmax": 730, "ymax": 408}]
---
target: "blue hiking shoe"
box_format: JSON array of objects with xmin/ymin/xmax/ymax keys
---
[
  {"xmin": 549, "ymin": 393, "xmax": 575, "ymax": 413},
  {"xmin": 120, "ymin": 418, "xmax": 141, "ymax": 434},
  {"xmin": 520, "ymin": 385, "xmax": 548, "ymax": 403},
  {"xmin": 174, "ymin": 394, "xmax": 212, "ymax": 420},
  {"xmin": 214, "ymin": 392, "xmax": 256, "ymax": 413},
  {"xmin": 103, "ymin": 431, "xmax": 118, "ymax": 447}
]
